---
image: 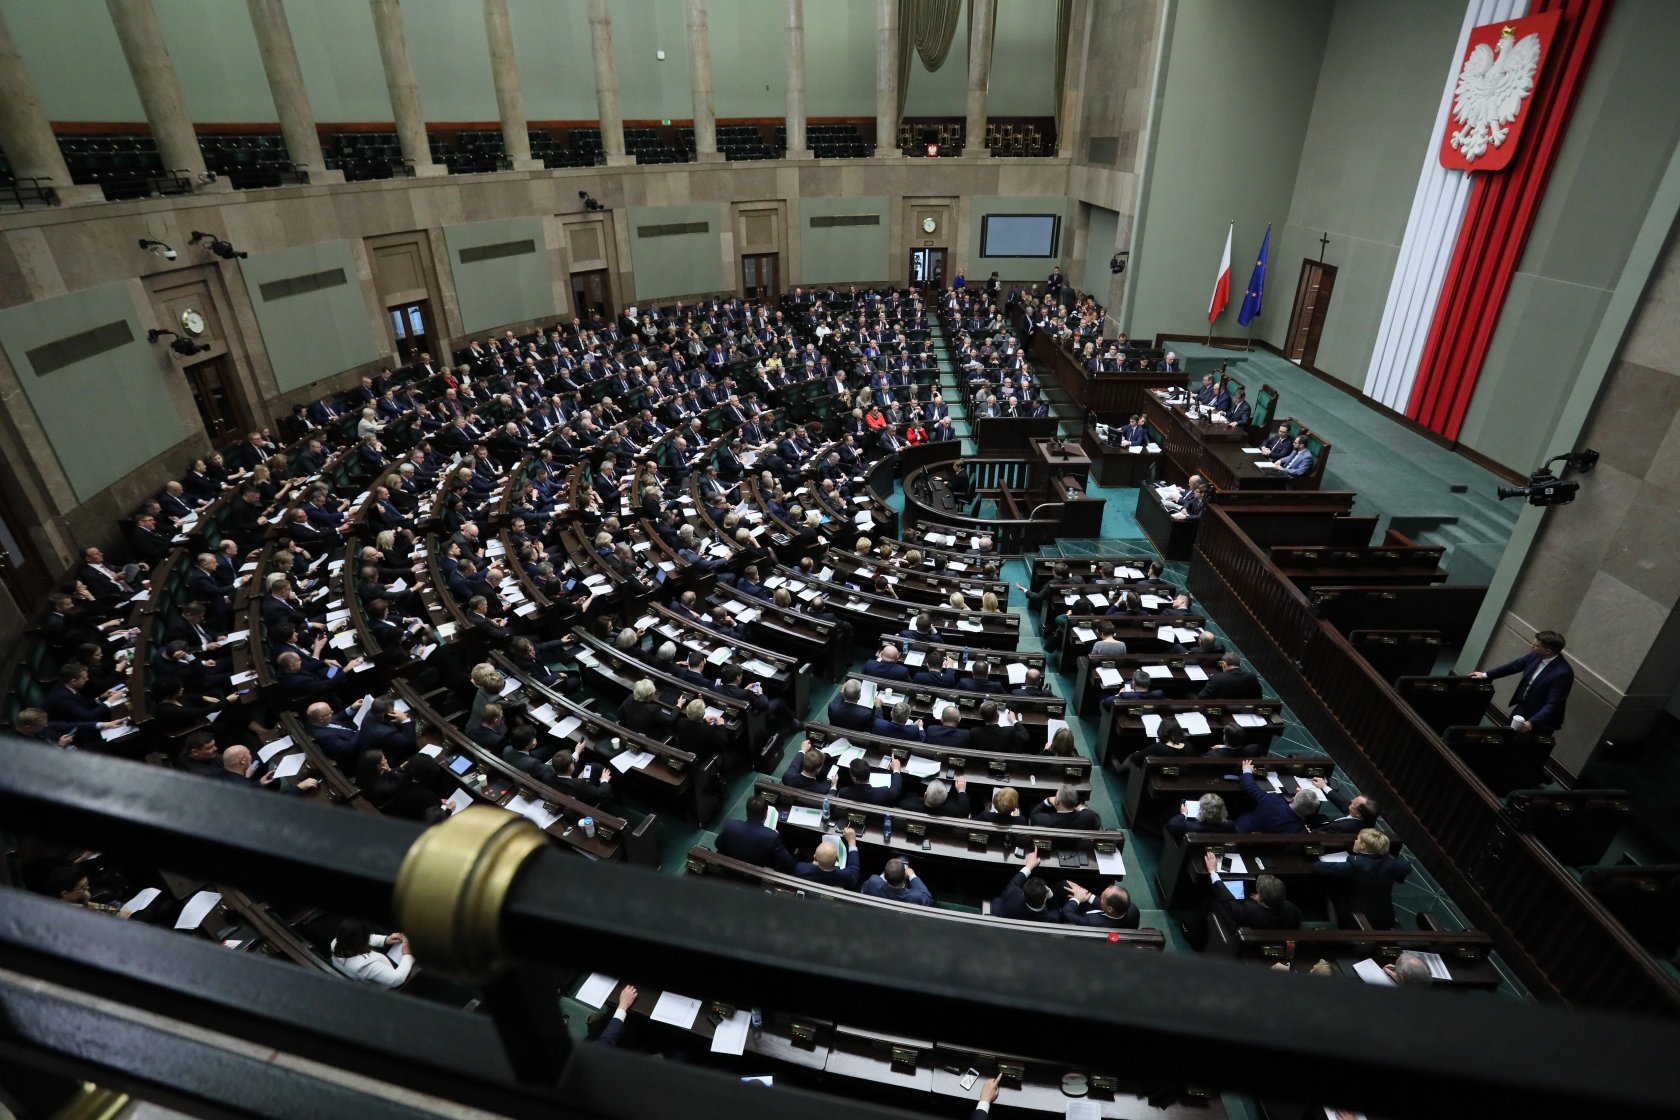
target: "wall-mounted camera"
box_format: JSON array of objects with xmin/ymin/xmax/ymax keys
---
[
  {"xmin": 189, "ymin": 230, "xmax": 248, "ymax": 260},
  {"xmin": 147, "ymin": 328, "xmax": 211, "ymax": 356},
  {"xmin": 1497, "ymin": 449, "xmax": 1598, "ymax": 508},
  {"xmin": 1109, "ymin": 251, "xmax": 1128, "ymax": 275},
  {"xmin": 138, "ymin": 238, "xmax": 177, "ymax": 261}
]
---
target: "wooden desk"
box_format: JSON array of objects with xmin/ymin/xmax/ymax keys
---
[{"xmin": 1030, "ymin": 437, "xmax": 1092, "ymax": 490}]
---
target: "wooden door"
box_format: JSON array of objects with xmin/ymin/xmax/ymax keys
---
[
  {"xmin": 182, "ymin": 356, "xmax": 246, "ymax": 443},
  {"xmin": 742, "ymin": 253, "xmax": 780, "ymax": 300},
  {"xmin": 387, "ymin": 300, "xmax": 436, "ymax": 365},
  {"xmin": 571, "ymin": 269, "xmax": 613, "ymax": 320},
  {"xmin": 1285, "ymin": 261, "xmax": 1337, "ymax": 366}
]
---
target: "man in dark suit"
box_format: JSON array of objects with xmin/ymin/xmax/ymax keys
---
[
  {"xmin": 303, "ymin": 701, "xmax": 362, "ymax": 764},
  {"xmin": 1029, "ymin": 785, "xmax": 1102, "ymax": 829},
  {"xmin": 1198, "ymin": 656, "xmax": 1262, "ymax": 700},
  {"xmin": 1307, "ymin": 778, "xmax": 1381, "ymax": 834},
  {"xmin": 871, "ymin": 701, "xmax": 925, "ymax": 743},
  {"xmin": 1470, "ymin": 629, "xmax": 1574, "ymax": 733},
  {"xmin": 1233, "ymin": 759, "xmax": 1318, "ymax": 834},
  {"xmin": 911, "ymin": 653, "xmax": 959, "ymax": 688},
  {"xmin": 957, "ymin": 661, "xmax": 1003, "ymax": 694},
  {"xmin": 991, "ymin": 851, "xmax": 1063, "ymax": 923},
  {"xmin": 838, "ymin": 756, "xmax": 903, "ymax": 806},
  {"xmin": 1260, "ymin": 423, "xmax": 1293, "ymax": 459},
  {"xmin": 922, "ymin": 707, "xmax": 973, "ymax": 749},
  {"xmin": 794, "ymin": 827, "xmax": 860, "ymax": 890},
  {"xmin": 1205, "ymin": 856, "xmax": 1302, "ymax": 930},
  {"xmin": 715, "ymin": 795, "xmax": 795, "ymax": 872},
  {"xmin": 1060, "ymin": 883, "xmax": 1140, "ymax": 929},
  {"xmin": 1310, "ymin": 827, "xmax": 1412, "ymax": 929},
  {"xmin": 970, "ymin": 701, "xmax": 1030, "ymax": 753},
  {"xmin": 898, "ymin": 775, "xmax": 969, "ymax": 817},
  {"xmin": 863, "ymin": 645, "xmax": 912, "ymax": 681},
  {"xmin": 781, "ymin": 748, "xmax": 836, "ymax": 794},
  {"xmin": 356, "ymin": 698, "xmax": 419, "ymax": 765},
  {"xmin": 826, "ymin": 681, "xmax": 877, "ymax": 732}
]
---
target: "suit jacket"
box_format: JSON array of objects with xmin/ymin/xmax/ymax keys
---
[
  {"xmin": 826, "ymin": 698, "xmax": 878, "ymax": 733},
  {"xmin": 923, "ymin": 723, "xmax": 973, "ymax": 749},
  {"xmin": 871, "ymin": 717, "xmax": 924, "ymax": 743},
  {"xmin": 839, "ymin": 771, "xmax": 902, "ymax": 807},
  {"xmin": 1210, "ymin": 878, "xmax": 1302, "ymax": 930},
  {"xmin": 715, "ymin": 820, "xmax": 795, "ymax": 872},
  {"xmin": 1310, "ymin": 851, "xmax": 1411, "ymax": 930},
  {"xmin": 1232, "ymin": 772, "xmax": 1307, "ymax": 834},
  {"xmin": 781, "ymin": 759, "xmax": 834, "ymax": 795},
  {"xmin": 310, "ymin": 721, "xmax": 362, "ymax": 762},
  {"xmin": 45, "ymin": 683, "xmax": 109, "ymax": 724},
  {"xmin": 794, "ymin": 847, "xmax": 861, "ymax": 890},
  {"xmin": 991, "ymin": 869, "xmax": 1062, "ymax": 923},
  {"xmin": 863, "ymin": 660, "xmax": 911, "ymax": 681},
  {"xmin": 1199, "ymin": 669, "xmax": 1262, "ymax": 700},
  {"xmin": 972, "ymin": 722, "xmax": 1031, "ymax": 754},
  {"xmin": 1278, "ymin": 448, "xmax": 1315, "ymax": 477},
  {"xmin": 1060, "ymin": 899, "xmax": 1141, "ymax": 929},
  {"xmin": 1029, "ymin": 806, "xmax": 1102, "ymax": 830},
  {"xmin": 860, "ymin": 874, "xmax": 933, "ymax": 906},
  {"xmin": 1485, "ymin": 651, "xmax": 1574, "ymax": 731}
]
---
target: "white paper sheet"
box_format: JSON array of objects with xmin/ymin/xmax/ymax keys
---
[
  {"xmin": 650, "ymin": 991, "xmax": 704, "ymax": 1029},
  {"xmin": 1234, "ymin": 713, "xmax": 1269, "ymax": 727},
  {"xmin": 174, "ymin": 890, "xmax": 222, "ymax": 930},
  {"xmin": 272, "ymin": 753, "xmax": 306, "ymax": 779},
  {"xmin": 1178, "ymin": 712, "xmax": 1212, "ymax": 737},
  {"xmin": 445, "ymin": 788, "xmax": 474, "ymax": 813},
  {"xmin": 1095, "ymin": 848, "xmax": 1126, "ymax": 877},
  {"xmin": 1353, "ymin": 959, "xmax": 1396, "ymax": 987},
  {"xmin": 710, "ymin": 1008, "xmax": 753, "ymax": 1055},
  {"xmin": 1184, "ymin": 665, "xmax": 1209, "ymax": 681},
  {"xmin": 575, "ymin": 973, "xmax": 619, "ymax": 1008},
  {"xmin": 257, "ymin": 736, "xmax": 295, "ymax": 763},
  {"xmin": 125, "ymin": 886, "xmax": 162, "ymax": 911}
]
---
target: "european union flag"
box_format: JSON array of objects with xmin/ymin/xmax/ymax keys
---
[{"xmin": 1237, "ymin": 225, "xmax": 1270, "ymax": 327}]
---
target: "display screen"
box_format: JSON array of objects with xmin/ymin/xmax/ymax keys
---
[{"xmin": 980, "ymin": 214, "xmax": 1060, "ymax": 258}]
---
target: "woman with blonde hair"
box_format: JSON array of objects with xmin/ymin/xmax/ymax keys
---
[
  {"xmin": 948, "ymin": 591, "xmax": 969, "ymax": 609},
  {"xmin": 981, "ymin": 591, "xmax": 1001, "ymax": 613}
]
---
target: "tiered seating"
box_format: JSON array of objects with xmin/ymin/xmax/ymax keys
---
[
  {"xmin": 800, "ymin": 122, "xmax": 870, "ymax": 158},
  {"xmin": 898, "ymin": 119, "xmax": 965, "ymax": 156},
  {"xmin": 324, "ymin": 131, "xmax": 405, "ymax": 181},
  {"xmin": 56, "ymin": 133, "xmax": 172, "ymax": 200},
  {"xmin": 201, "ymin": 133, "xmax": 306, "ymax": 189},
  {"xmin": 716, "ymin": 123, "xmax": 781, "ymax": 161}
]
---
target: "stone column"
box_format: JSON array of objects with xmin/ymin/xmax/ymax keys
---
[
  {"xmin": 0, "ymin": 10, "xmax": 102, "ymax": 204},
  {"xmin": 368, "ymin": 0, "xmax": 443, "ymax": 176},
  {"xmin": 1057, "ymin": 0, "xmax": 1090, "ymax": 160},
  {"xmin": 783, "ymin": 0, "xmax": 809, "ymax": 158},
  {"xmin": 482, "ymin": 0, "xmax": 539, "ymax": 170},
  {"xmin": 105, "ymin": 0, "xmax": 221, "ymax": 188},
  {"xmin": 964, "ymin": 0, "xmax": 996, "ymax": 155},
  {"xmin": 245, "ymin": 0, "xmax": 341, "ymax": 183},
  {"xmin": 587, "ymin": 0, "xmax": 632, "ymax": 166},
  {"xmin": 685, "ymin": 0, "xmax": 721, "ymax": 162},
  {"xmin": 874, "ymin": 0, "xmax": 901, "ymax": 157}
]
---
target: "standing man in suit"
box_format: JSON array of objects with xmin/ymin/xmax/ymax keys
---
[
  {"xmin": 1198, "ymin": 656, "xmax": 1262, "ymax": 700},
  {"xmin": 1470, "ymin": 629, "xmax": 1574, "ymax": 733},
  {"xmin": 1310, "ymin": 828, "xmax": 1412, "ymax": 929},
  {"xmin": 715, "ymin": 795, "xmax": 795, "ymax": 872}
]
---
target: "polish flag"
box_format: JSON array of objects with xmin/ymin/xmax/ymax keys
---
[{"xmin": 1208, "ymin": 222, "xmax": 1233, "ymax": 323}]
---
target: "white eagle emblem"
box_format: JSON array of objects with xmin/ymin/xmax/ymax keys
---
[{"xmin": 1449, "ymin": 27, "xmax": 1543, "ymax": 163}]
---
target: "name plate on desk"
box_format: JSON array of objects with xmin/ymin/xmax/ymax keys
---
[
  {"xmin": 1089, "ymin": 1074, "xmax": 1118, "ymax": 1097},
  {"xmin": 847, "ymin": 811, "xmax": 868, "ymax": 829},
  {"xmin": 906, "ymin": 822, "xmax": 926, "ymax": 840},
  {"xmin": 890, "ymin": 1046, "xmax": 919, "ymax": 1075},
  {"xmin": 790, "ymin": 1022, "xmax": 818, "ymax": 1050},
  {"xmin": 998, "ymin": 1062, "xmax": 1026, "ymax": 1088},
  {"xmin": 968, "ymin": 832, "xmax": 990, "ymax": 850},
  {"xmin": 988, "ymin": 758, "xmax": 1008, "ymax": 776}
]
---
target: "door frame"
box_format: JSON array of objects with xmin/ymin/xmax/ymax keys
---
[{"xmin": 909, "ymin": 247, "xmax": 947, "ymax": 289}]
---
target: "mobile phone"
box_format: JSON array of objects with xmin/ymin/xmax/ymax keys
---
[{"xmin": 960, "ymin": 1068, "xmax": 980, "ymax": 1091}]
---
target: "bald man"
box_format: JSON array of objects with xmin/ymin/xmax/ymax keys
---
[{"xmin": 794, "ymin": 826, "xmax": 860, "ymax": 890}]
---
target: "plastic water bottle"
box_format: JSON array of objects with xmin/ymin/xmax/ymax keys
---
[
  {"xmin": 883, "ymin": 814, "xmax": 893, "ymax": 842},
  {"xmin": 821, "ymin": 797, "xmax": 831, "ymax": 827}
]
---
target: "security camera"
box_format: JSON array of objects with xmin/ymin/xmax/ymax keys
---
[
  {"xmin": 199, "ymin": 171, "xmax": 218, "ymax": 184},
  {"xmin": 138, "ymin": 238, "xmax": 177, "ymax": 261},
  {"xmin": 163, "ymin": 247, "xmax": 178, "ymax": 261},
  {"xmin": 170, "ymin": 337, "xmax": 211, "ymax": 356}
]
